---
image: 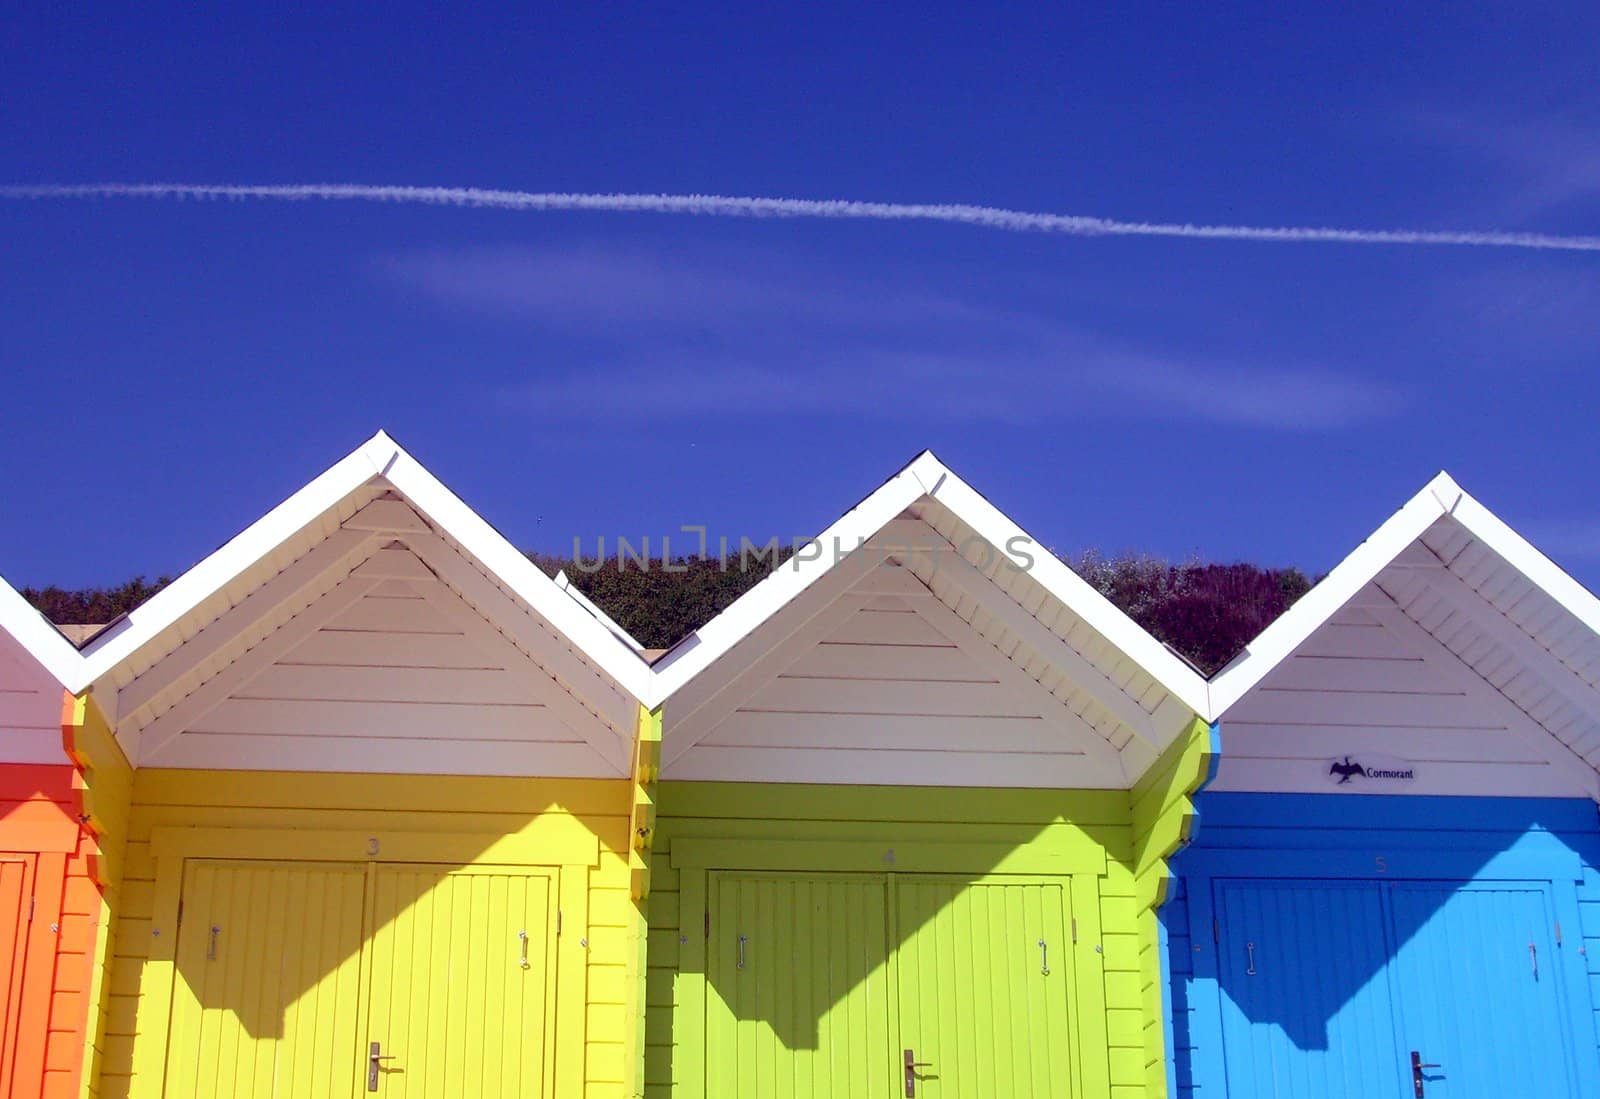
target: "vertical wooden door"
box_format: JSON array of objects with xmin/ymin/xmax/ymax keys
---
[
  {"xmin": 893, "ymin": 879, "xmax": 1074, "ymax": 1099},
  {"xmin": 706, "ymin": 873, "xmax": 892, "ymax": 1098},
  {"xmin": 1213, "ymin": 880, "xmax": 1407, "ymax": 1098},
  {"xmin": 0, "ymin": 855, "xmax": 35, "ymax": 1090},
  {"xmin": 164, "ymin": 861, "xmax": 368, "ymax": 1098},
  {"xmin": 362, "ymin": 865, "xmax": 557, "ymax": 1099},
  {"xmin": 1387, "ymin": 883, "xmax": 1576, "ymax": 1097}
]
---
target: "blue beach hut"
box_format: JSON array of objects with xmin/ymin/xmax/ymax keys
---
[{"xmin": 1168, "ymin": 473, "xmax": 1600, "ymax": 1098}]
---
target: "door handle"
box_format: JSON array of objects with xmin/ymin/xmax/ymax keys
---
[
  {"xmin": 903, "ymin": 1048, "xmax": 933, "ymax": 1097},
  {"xmin": 368, "ymin": 1041, "xmax": 397, "ymax": 1092},
  {"xmin": 1410, "ymin": 1050, "xmax": 1440, "ymax": 1098}
]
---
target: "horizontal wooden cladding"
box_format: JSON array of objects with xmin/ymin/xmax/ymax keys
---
[
  {"xmin": 824, "ymin": 606, "xmax": 953, "ymax": 647},
  {"xmin": 283, "ymin": 628, "xmax": 485, "ymax": 668},
  {"xmin": 672, "ymin": 836, "xmax": 1105, "ymax": 876},
  {"xmin": 1223, "ymin": 722, "xmax": 1543, "ymax": 763},
  {"xmin": 741, "ymin": 677, "xmax": 1037, "ymax": 718},
  {"xmin": 1210, "ymin": 757, "xmax": 1580, "ymax": 799},
  {"xmin": 656, "ymin": 780, "xmax": 1132, "ymax": 826},
  {"xmin": 783, "ymin": 642, "xmax": 976, "ymax": 681},
  {"xmin": 701, "ymin": 712, "xmax": 1064, "ymax": 752},
  {"xmin": 141, "ymin": 734, "xmax": 621, "ymax": 778},
  {"xmin": 189, "ymin": 697, "xmax": 570, "ymax": 741},
  {"xmin": 131, "ymin": 769, "xmax": 631, "ymax": 816},
  {"xmin": 1233, "ymin": 687, "xmax": 1491, "ymax": 729},
  {"xmin": 151, "ymin": 823, "xmax": 601, "ymax": 866},
  {"xmin": 665, "ymin": 745, "xmax": 1125, "ymax": 788},
  {"xmin": 237, "ymin": 664, "xmax": 543, "ymax": 705}
]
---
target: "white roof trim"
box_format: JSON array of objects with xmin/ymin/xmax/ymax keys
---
[
  {"xmin": 74, "ymin": 431, "xmax": 654, "ymax": 704},
  {"xmin": 555, "ymin": 570, "xmax": 646, "ymax": 653},
  {"xmin": 647, "ymin": 450, "xmax": 1211, "ymax": 716},
  {"xmin": 1207, "ymin": 471, "xmax": 1600, "ymax": 719},
  {"xmin": 0, "ymin": 573, "xmax": 83, "ymax": 689}
]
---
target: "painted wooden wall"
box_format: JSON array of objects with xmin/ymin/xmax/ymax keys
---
[
  {"xmin": 0, "ymin": 758, "xmax": 98, "ymax": 1099},
  {"xmin": 0, "ymin": 691, "xmax": 125, "ymax": 1099},
  {"xmin": 645, "ymin": 782, "xmax": 1176, "ymax": 1098},
  {"xmin": 63, "ymin": 695, "xmax": 131, "ymax": 1099},
  {"xmin": 90, "ymin": 770, "xmax": 639, "ymax": 1099},
  {"xmin": 1128, "ymin": 719, "xmax": 1216, "ymax": 1099},
  {"xmin": 1165, "ymin": 793, "xmax": 1600, "ymax": 1097}
]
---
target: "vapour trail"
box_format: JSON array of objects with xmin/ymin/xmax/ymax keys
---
[{"xmin": 4, "ymin": 182, "xmax": 1600, "ymax": 253}]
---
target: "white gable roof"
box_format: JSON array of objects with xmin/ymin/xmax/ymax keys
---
[
  {"xmin": 0, "ymin": 574, "xmax": 83, "ymax": 764},
  {"xmin": 1208, "ymin": 472, "xmax": 1600, "ymax": 798},
  {"xmin": 75, "ymin": 432, "xmax": 655, "ymax": 774},
  {"xmin": 650, "ymin": 451, "xmax": 1210, "ymax": 786},
  {"xmin": 0, "ymin": 571, "xmax": 83, "ymax": 690}
]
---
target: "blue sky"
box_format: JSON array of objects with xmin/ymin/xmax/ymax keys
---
[{"xmin": 2, "ymin": 5, "xmax": 1598, "ymax": 593}]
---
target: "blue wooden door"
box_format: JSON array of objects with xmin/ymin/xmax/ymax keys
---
[
  {"xmin": 1387, "ymin": 883, "xmax": 1575, "ymax": 1097},
  {"xmin": 1212, "ymin": 877, "xmax": 1583, "ymax": 1098},
  {"xmin": 1215, "ymin": 880, "xmax": 1407, "ymax": 1097}
]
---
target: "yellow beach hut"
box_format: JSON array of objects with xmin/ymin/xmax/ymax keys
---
[{"xmin": 69, "ymin": 432, "xmax": 655, "ymax": 1099}]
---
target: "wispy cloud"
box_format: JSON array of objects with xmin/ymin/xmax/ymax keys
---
[
  {"xmin": 6, "ymin": 182, "xmax": 1600, "ymax": 252},
  {"xmin": 382, "ymin": 243, "xmax": 1401, "ymax": 430},
  {"xmin": 1405, "ymin": 109, "xmax": 1600, "ymax": 221}
]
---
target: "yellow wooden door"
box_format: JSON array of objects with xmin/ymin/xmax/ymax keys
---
[
  {"xmin": 164, "ymin": 860, "xmax": 368, "ymax": 1098},
  {"xmin": 706, "ymin": 873, "xmax": 894, "ymax": 1098},
  {"xmin": 362, "ymin": 865, "xmax": 557, "ymax": 1099},
  {"xmin": 893, "ymin": 879, "xmax": 1075, "ymax": 1099}
]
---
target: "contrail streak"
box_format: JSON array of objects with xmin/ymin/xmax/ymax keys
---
[{"xmin": 4, "ymin": 182, "xmax": 1600, "ymax": 253}]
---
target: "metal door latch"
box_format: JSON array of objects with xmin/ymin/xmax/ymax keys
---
[
  {"xmin": 368, "ymin": 1042, "xmax": 396, "ymax": 1092},
  {"xmin": 903, "ymin": 1049, "xmax": 932, "ymax": 1097},
  {"xmin": 1410, "ymin": 1050, "xmax": 1439, "ymax": 1097}
]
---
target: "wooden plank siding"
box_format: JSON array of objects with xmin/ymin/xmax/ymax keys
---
[
  {"xmin": 64, "ymin": 694, "xmax": 133, "ymax": 1099},
  {"xmin": 1128, "ymin": 718, "xmax": 1216, "ymax": 1098},
  {"xmin": 0, "ymin": 693, "xmax": 111, "ymax": 1099},
  {"xmin": 645, "ymin": 782, "xmax": 1187, "ymax": 1099},
  {"xmin": 90, "ymin": 769, "xmax": 638, "ymax": 1099}
]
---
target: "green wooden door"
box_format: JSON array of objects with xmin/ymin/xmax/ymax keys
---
[
  {"xmin": 895, "ymin": 879, "xmax": 1074, "ymax": 1099},
  {"xmin": 707, "ymin": 873, "xmax": 893, "ymax": 1098},
  {"xmin": 705, "ymin": 873, "xmax": 1075, "ymax": 1098}
]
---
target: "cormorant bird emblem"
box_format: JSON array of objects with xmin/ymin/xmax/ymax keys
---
[{"xmin": 1329, "ymin": 756, "xmax": 1367, "ymax": 784}]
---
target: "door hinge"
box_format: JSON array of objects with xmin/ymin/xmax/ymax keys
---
[
  {"xmin": 1071, "ymin": 917, "xmax": 1078, "ymax": 943},
  {"xmin": 1555, "ymin": 920, "xmax": 1562, "ymax": 947},
  {"xmin": 27, "ymin": 896, "xmax": 35, "ymax": 922},
  {"xmin": 556, "ymin": 909, "xmax": 563, "ymax": 936},
  {"xmin": 704, "ymin": 910, "xmax": 711, "ymax": 938},
  {"xmin": 1212, "ymin": 919, "xmax": 1220, "ymax": 945},
  {"xmin": 176, "ymin": 900, "xmax": 183, "ymax": 928}
]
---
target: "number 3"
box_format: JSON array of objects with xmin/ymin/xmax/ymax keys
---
[{"xmin": 367, "ymin": 837, "xmax": 381, "ymax": 857}]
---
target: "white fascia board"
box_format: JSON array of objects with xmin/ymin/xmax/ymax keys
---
[
  {"xmin": 0, "ymin": 574, "xmax": 84, "ymax": 689},
  {"xmin": 72, "ymin": 431, "xmax": 395, "ymax": 693},
  {"xmin": 647, "ymin": 451, "xmax": 1210, "ymax": 719},
  {"xmin": 379, "ymin": 448, "xmax": 654, "ymax": 704},
  {"xmin": 645, "ymin": 452, "xmax": 938, "ymax": 707},
  {"xmin": 554, "ymin": 571, "xmax": 646, "ymax": 653},
  {"xmin": 1206, "ymin": 471, "xmax": 1462, "ymax": 719},
  {"xmin": 925, "ymin": 462, "xmax": 1211, "ymax": 718},
  {"xmin": 1447, "ymin": 489, "xmax": 1600, "ymax": 642},
  {"xmin": 74, "ymin": 431, "xmax": 655, "ymax": 706}
]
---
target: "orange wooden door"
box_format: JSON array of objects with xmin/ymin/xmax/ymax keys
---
[{"xmin": 0, "ymin": 855, "xmax": 37, "ymax": 1091}]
